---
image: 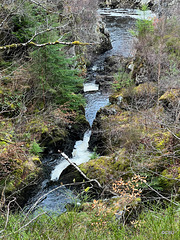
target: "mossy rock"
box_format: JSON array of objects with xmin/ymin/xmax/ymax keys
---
[
  {"xmin": 110, "ymin": 82, "xmax": 158, "ymax": 110},
  {"xmin": 26, "ymin": 117, "xmax": 49, "ymax": 134},
  {"xmin": 109, "ymin": 90, "xmax": 124, "ymax": 105},
  {"xmin": 0, "ymin": 141, "xmax": 42, "ymax": 195},
  {"xmin": 74, "ymin": 114, "xmax": 90, "ymax": 130},
  {"xmin": 133, "ymin": 82, "xmax": 158, "ymax": 97},
  {"xmin": 80, "ymin": 149, "xmax": 130, "ymax": 185},
  {"xmin": 159, "ymin": 166, "xmax": 180, "ymax": 192},
  {"xmin": 159, "ymin": 89, "xmax": 180, "ymax": 109},
  {"xmin": 149, "ymin": 131, "xmax": 172, "ymax": 151}
]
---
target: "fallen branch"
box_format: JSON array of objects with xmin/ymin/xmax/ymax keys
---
[
  {"xmin": 60, "ymin": 151, "xmax": 118, "ymax": 197},
  {"xmin": 23, "ymin": 181, "xmax": 101, "ymax": 222},
  {"xmin": 23, "ymin": 152, "xmax": 118, "ymax": 221},
  {"xmin": 61, "ymin": 152, "xmax": 102, "ymax": 189},
  {"xmin": 131, "ymin": 167, "xmax": 179, "ymax": 206}
]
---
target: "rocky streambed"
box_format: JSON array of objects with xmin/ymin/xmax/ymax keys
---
[
  {"xmin": 25, "ymin": 7, "xmax": 152, "ymax": 212},
  {"xmin": 26, "ymin": 3, "xmax": 180, "ymax": 213}
]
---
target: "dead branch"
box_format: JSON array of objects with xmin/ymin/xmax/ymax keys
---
[
  {"xmin": 61, "ymin": 152, "xmax": 102, "ymax": 188},
  {"xmin": 131, "ymin": 167, "xmax": 179, "ymax": 206},
  {"xmin": 60, "ymin": 152, "xmax": 118, "ymax": 197},
  {"xmin": 4, "ymin": 197, "xmax": 16, "ymax": 230},
  {"xmin": 0, "ymin": 211, "xmax": 47, "ymax": 239}
]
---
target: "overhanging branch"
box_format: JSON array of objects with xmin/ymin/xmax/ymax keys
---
[{"xmin": 0, "ymin": 40, "xmax": 95, "ymax": 50}]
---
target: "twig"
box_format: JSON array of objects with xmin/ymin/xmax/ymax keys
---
[
  {"xmin": 131, "ymin": 167, "xmax": 179, "ymax": 206},
  {"xmin": 4, "ymin": 197, "xmax": 16, "ymax": 230},
  {"xmin": 164, "ymin": 126, "xmax": 180, "ymax": 140},
  {"xmin": 0, "ymin": 212, "xmax": 46, "ymax": 239}
]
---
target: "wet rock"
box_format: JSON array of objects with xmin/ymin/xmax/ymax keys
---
[
  {"xmin": 88, "ymin": 106, "xmax": 118, "ymax": 154},
  {"xmin": 104, "ymin": 55, "xmax": 128, "ymax": 74},
  {"xmin": 41, "ymin": 113, "xmax": 89, "ymax": 157},
  {"xmin": 96, "ymin": 20, "xmax": 112, "ymax": 54},
  {"xmin": 95, "ymin": 75, "xmax": 114, "ymax": 84},
  {"xmin": 59, "ymin": 164, "xmax": 85, "ymax": 184},
  {"xmin": 98, "ymin": 0, "xmax": 156, "ymax": 9}
]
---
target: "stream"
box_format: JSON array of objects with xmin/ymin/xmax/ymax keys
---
[{"xmin": 26, "ymin": 8, "xmax": 155, "ymax": 213}]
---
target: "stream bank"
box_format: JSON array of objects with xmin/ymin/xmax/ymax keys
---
[{"xmin": 24, "ymin": 7, "xmax": 161, "ymax": 212}]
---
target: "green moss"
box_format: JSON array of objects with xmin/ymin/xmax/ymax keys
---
[
  {"xmin": 32, "ymin": 156, "xmax": 41, "ymax": 164},
  {"xmin": 133, "ymin": 82, "xmax": 157, "ymax": 96},
  {"xmin": 80, "ymin": 149, "xmax": 130, "ymax": 185},
  {"xmin": 109, "ymin": 91, "xmax": 124, "ymax": 104},
  {"xmin": 160, "ymin": 167, "xmax": 180, "ymax": 191},
  {"xmin": 75, "ymin": 114, "xmax": 89, "ymax": 125},
  {"xmin": 26, "ymin": 118, "xmax": 49, "ymax": 134},
  {"xmin": 159, "ymin": 89, "xmax": 180, "ymax": 103},
  {"xmin": 0, "ymin": 141, "xmax": 7, "ymax": 146},
  {"xmin": 151, "ymin": 131, "xmax": 171, "ymax": 151}
]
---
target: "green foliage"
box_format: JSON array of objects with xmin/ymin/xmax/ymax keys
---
[
  {"xmin": 136, "ymin": 18, "xmax": 154, "ymax": 37},
  {"xmin": 90, "ymin": 147, "xmax": 100, "ymax": 160},
  {"xmin": 11, "ymin": 3, "xmax": 48, "ymax": 43},
  {"xmin": 1, "ymin": 0, "xmax": 86, "ymax": 112},
  {"xmin": 130, "ymin": 5, "xmax": 154, "ymax": 38},
  {"xmin": 30, "ymin": 140, "xmax": 43, "ymax": 155},
  {"xmin": 113, "ymin": 68, "xmax": 133, "ymax": 91},
  {"xmin": 141, "ymin": 4, "xmax": 149, "ymax": 12},
  {"xmin": 30, "ymin": 42, "xmax": 85, "ymax": 111}
]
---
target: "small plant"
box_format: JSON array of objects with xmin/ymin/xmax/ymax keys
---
[
  {"xmin": 113, "ymin": 68, "xmax": 133, "ymax": 91},
  {"xmin": 130, "ymin": 4, "xmax": 154, "ymax": 38},
  {"xmin": 112, "ymin": 175, "xmax": 146, "ymax": 204},
  {"xmin": 30, "ymin": 140, "xmax": 43, "ymax": 155},
  {"xmin": 90, "ymin": 147, "xmax": 100, "ymax": 160}
]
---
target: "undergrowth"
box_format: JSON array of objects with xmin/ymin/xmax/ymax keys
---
[{"xmin": 0, "ymin": 203, "xmax": 179, "ymax": 239}]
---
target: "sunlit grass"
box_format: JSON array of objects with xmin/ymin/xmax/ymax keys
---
[{"xmin": 0, "ymin": 203, "xmax": 179, "ymax": 240}]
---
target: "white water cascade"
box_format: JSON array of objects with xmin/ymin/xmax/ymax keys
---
[
  {"xmin": 51, "ymin": 76, "xmax": 109, "ymax": 180},
  {"xmin": 26, "ymin": 7, "xmax": 156, "ymax": 212},
  {"xmin": 51, "ymin": 130, "xmax": 92, "ymax": 180}
]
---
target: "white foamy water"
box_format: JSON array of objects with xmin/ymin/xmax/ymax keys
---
[
  {"xmin": 98, "ymin": 8, "xmax": 156, "ymax": 20},
  {"xmin": 84, "ymin": 82, "xmax": 99, "ymax": 92},
  {"xmin": 51, "ymin": 130, "xmax": 92, "ymax": 180}
]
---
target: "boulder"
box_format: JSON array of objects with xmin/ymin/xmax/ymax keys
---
[
  {"xmin": 159, "ymin": 89, "xmax": 180, "ymax": 122},
  {"xmin": 95, "ymin": 20, "xmax": 112, "ymax": 54},
  {"xmin": 59, "ymin": 164, "xmax": 84, "ymax": 184}
]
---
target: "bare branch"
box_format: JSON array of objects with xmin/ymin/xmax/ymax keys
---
[
  {"xmin": 0, "ymin": 40, "xmax": 95, "ymax": 50},
  {"xmin": 23, "ymin": 181, "xmax": 96, "ymax": 221},
  {"xmin": 28, "ymin": 0, "xmax": 58, "ymax": 13},
  {"xmin": 0, "ymin": 0, "xmax": 26, "ymax": 28},
  {"xmin": 165, "ymin": 126, "xmax": 180, "ymax": 140},
  {"xmin": 0, "ymin": 211, "xmax": 47, "ymax": 239},
  {"xmin": 4, "ymin": 197, "xmax": 16, "ymax": 230},
  {"xmin": 131, "ymin": 167, "xmax": 179, "ymax": 206}
]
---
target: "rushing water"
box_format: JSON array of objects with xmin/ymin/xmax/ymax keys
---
[{"xmin": 26, "ymin": 8, "xmax": 155, "ymax": 212}]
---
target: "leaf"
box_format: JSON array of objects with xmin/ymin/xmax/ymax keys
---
[{"xmin": 84, "ymin": 187, "xmax": 90, "ymax": 192}]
